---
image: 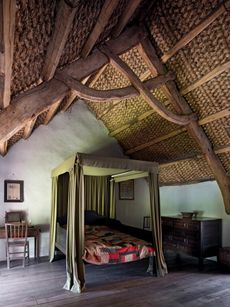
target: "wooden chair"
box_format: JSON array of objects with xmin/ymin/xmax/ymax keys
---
[{"xmin": 5, "ymin": 222, "xmax": 29, "ymax": 269}]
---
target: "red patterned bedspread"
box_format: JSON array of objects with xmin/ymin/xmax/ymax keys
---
[{"xmin": 83, "ymin": 225, "xmax": 155, "ymax": 265}]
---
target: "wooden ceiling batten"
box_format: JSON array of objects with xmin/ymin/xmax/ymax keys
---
[
  {"xmin": 0, "ymin": 0, "xmax": 16, "ymax": 109},
  {"xmin": 112, "ymin": 0, "xmax": 142, "ymax": 38},
  {"xmin": 125, "ymin": 108, "xmax": 230, "ymax": 154},
  {"xmin": 180, "ymin": 61, "xmax": 230, "ymax": 96},
  {"xmin": 139, "ymin": 38, "xmax": 230, "ymax": 213},
  {"xmin": 23, "ymin": 117, "xmax": 37, "ymax": 140},
  {"xmin": 81, "ymin": 0, "xmax": 120, "ymax": 58},
  {"xmin": 101, "ymin": 46, "xmax": 196, "ymax": 125},
  {"xmin": 42, "ymin": 1, "xmax": 77, "ymax": 81},
  {"xmin": 0, "ymin": 141, "xmax": 7, "ymax": 156},
  {"xmin": 160, "ymin": 144, "xmax": 230, "ymax": 169},
  {"xmin": 161, "ymin": 0, "xmax": 230, "ymax": 64}
]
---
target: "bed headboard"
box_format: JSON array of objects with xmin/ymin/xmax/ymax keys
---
[{"xmin": 85, "ymin": 210, "xmax": 106, "ymax": 225}]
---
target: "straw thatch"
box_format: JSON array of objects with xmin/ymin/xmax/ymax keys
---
[{"xmin": 1, "ymin": 0, "xmax": 229, "ymax": 188}]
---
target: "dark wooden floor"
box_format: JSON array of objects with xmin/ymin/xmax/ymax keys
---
[{"xmin": 0, "ymin": 253, "xmax": 230, "ymax": 307}]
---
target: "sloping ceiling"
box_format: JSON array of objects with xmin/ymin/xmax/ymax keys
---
[{"xmin": 0, "ymin": 0, "xmax": 229, "ymax": 208}]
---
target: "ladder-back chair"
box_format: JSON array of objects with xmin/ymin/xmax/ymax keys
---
[{"xmin": 5, "ymin": 222, "xmax": 29, "ymax": 268}]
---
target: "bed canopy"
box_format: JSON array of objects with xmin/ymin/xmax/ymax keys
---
[{"xmin": 50, "ymin": 153, "xmax": 167, "ymax": 293}]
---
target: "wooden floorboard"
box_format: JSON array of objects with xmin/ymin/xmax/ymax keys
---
[{"xmin": 0, "ymin": 253, "xmax": 230, "ymax": 307}]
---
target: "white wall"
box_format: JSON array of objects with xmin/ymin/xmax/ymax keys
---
[
  {"xmin": 116, "ymin": 180, "xmax": 230, "ymax": 246},
  {"xmin": 0, "ymin": 101, "xmax": 123, "ymax": 260}
]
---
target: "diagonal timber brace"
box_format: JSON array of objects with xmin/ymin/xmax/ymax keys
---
[
  {"xmin": 100, "ymin": 45, "xmax": 197, "ymax": 126},
  {"xmin": 55, "ymin": 71, "xmax": 175, "ymax": 102},
  {"xmin": 138, "ymin": 37, "xmax": 230, "ymax": 214}
]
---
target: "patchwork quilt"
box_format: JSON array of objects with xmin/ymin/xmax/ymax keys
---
[{"xmin": 83, "ymin": 225, "xmax": 155, "ymax": 265}]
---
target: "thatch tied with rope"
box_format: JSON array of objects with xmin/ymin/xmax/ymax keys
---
[{"xmin": 0, "ymin": 0, "xmax": 229, "ymax": 211}]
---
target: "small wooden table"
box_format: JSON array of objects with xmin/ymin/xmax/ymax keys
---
[{"xmin": 0, "ymin": 225, "xmax": 41, "ymax": 259}]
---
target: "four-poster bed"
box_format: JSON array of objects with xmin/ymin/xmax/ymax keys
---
[{"xmin": 50, "ymin": 153, "xmax": 167, "ymax": 293}]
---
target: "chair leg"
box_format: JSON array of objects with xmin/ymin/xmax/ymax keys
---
[{"xmin": 6, "ymin": 244, "xmax": 10, "ymax": 269}]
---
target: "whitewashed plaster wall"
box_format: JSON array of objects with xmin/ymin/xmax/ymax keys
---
[
  {"xmin": 116, "ymin": 179, "xmax": 230, "ymax": 246},
  {"xmin": 0, "ymin": 101, "xmax": 124, "ymax": 260}
]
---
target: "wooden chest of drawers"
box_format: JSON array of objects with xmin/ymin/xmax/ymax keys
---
[{"xmin": 162, "ymin": 216, "xmax": 222, "ymax": 265}]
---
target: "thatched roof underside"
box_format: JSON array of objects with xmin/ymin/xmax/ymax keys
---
[{"xmin": 0, "ymin": 0, "xmax": 229, "ymax": 187}]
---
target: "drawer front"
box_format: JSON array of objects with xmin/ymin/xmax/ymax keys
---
[{"xmin": 174, "ymin": 220, "xmax": 200, "ymax": 231}]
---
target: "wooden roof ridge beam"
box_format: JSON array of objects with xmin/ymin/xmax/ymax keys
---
[
  {"xmin": 0, "ymin": 141, "xmax": 7, "ymax": 156},
  {"xmin": 42, "ymin": 1, "xmax": 77, "ymax": 81},
  {"xmin": 0, "ymin": 27, "xmax": 143, "ymax": 143},
  {"xmin": 112, "ymin": 0, "xmax": 142, "ymax": 38},
  {"xmin": 56, "ymin": 70, "xmax": 175, "ymax": 102},
  {"xmin": 139, "ymin": 37, "xmax": 230, "ymax": 214},
  {"xmin": 0, "ymin": 0, "xmax": 16, "ymax": 108},
  {"xmin": 23, "ymin": 117, "xmax": 37, "ymax": 139},
  {"xmin": 100, "ymin": 45, "xmax": 196, "ymax": 125},
  {"xmin": 160, "ymin": 144, "xmax": 230, "ymax": 168},
  {"xmin": 161, "ymin": 0, "xmax": 230, "ymax": 63},
  {"xmin": 81, "ymin": 0, "xmax": 120, "ymax": 58}
]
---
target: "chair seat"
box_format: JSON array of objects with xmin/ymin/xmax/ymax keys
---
[{"xmin": 8, "ymin": 241, "xmax": 28, "ymax": 246}]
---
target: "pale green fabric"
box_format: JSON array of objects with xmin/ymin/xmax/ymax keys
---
[
  {"xmin": 112, "ymin": 171, "xmax": 148, "ymax": 182},
  {"xmin": 78, "ymin": 153, "xmax": 158, "ymax": 174},
  {"xmin": 149, "ymin": 172, "xmax": 168, "ymax": 276},
  {"xmin": 84, "ymin": 176, "xmax": 107, "ymax": 216},
  {"xmin": 63, "ymin": 165, "xmax": 85, "ymax": 293},
  {"xmin": 49, "ymin": 177, "xmax": 58, "ymax": 262},
  {"xmin": 109, "ymin": 179, "xmax": 116, "ymax": 219},
  {"xmin": 52, "ymin": 155, "xmax": 76, "ymax": 177}
]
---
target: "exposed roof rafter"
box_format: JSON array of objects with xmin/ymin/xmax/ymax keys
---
[
  {"xmin": 0, "ymin": 0, "xmax": 16, "ymax": 109},
  {"xmin": 42, "ymin": 1, "xmax": 77, "ymax": 81},
  {"xmin": 112, "ymin": 0, "xmax": 142, "ymax": 38},
  {"xmin": 81, "ymin": 0, "xmax": 120, "ymax": 58}
]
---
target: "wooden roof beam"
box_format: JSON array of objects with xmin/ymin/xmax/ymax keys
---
[
  {"xmin": 0, "ymin": 141, "xmax": 7, "ymax": 156},
  {"xmin": 112, "ymin": 0, "xmax": 142, "ymax": 38},
  {"xmin": 44, "ymin": 99, "xmax": 62, "ymax": 125},
  {"xmin": 0, "ymin": 0, "xmax": 16, "ymax": 108},
  {"xmin": 42, "ymin": 1, "xmax": 77, "ymax": 81},
  {"xmin": 23, "ymin": 117, "xmax": 37, "ymax": 139},
  {"xmin": 56, "ymin": 70, "xmax": 175, "ymax": 103},
  {"xmin": 0, "ymin": 26, "xmax": 143, "ymax": 142},
  {"xmin": 81, "ymin": 0, "xmax": 120, "ymax": 58},
  {"xmin": 101, "ymin": 46, "xmax": 196, "ymax": 125},
  {"xmin": 138, "ymin": 37, "xmax": 230, "ymax": 214}
]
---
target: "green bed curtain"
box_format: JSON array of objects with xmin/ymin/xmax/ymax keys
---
[
  {"xmin": 109, "ymin": 178, "xmax": 116, "ymax": 219},
  {"xmin": 49, "ymin": 176, "xmax": 58, "ymax": 262},
  {"xmin": 84, "ymin": 176, "xmax": 107, "ymax": 216},
  {"xmin": 57, "ymin": 172, "xmax": 69, "ymax": 221},
  {"xmin": 63, "ymin": 164, "xmax": 85, "ymax": 293},
  {"xmin": 149, "ymin": 172, "xmax": 168, "ymax": 277}
]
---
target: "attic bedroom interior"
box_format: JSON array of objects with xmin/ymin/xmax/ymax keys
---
[{"xmin": 0, "ymin": 0, "xmax": 230, "ymax": 305}]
